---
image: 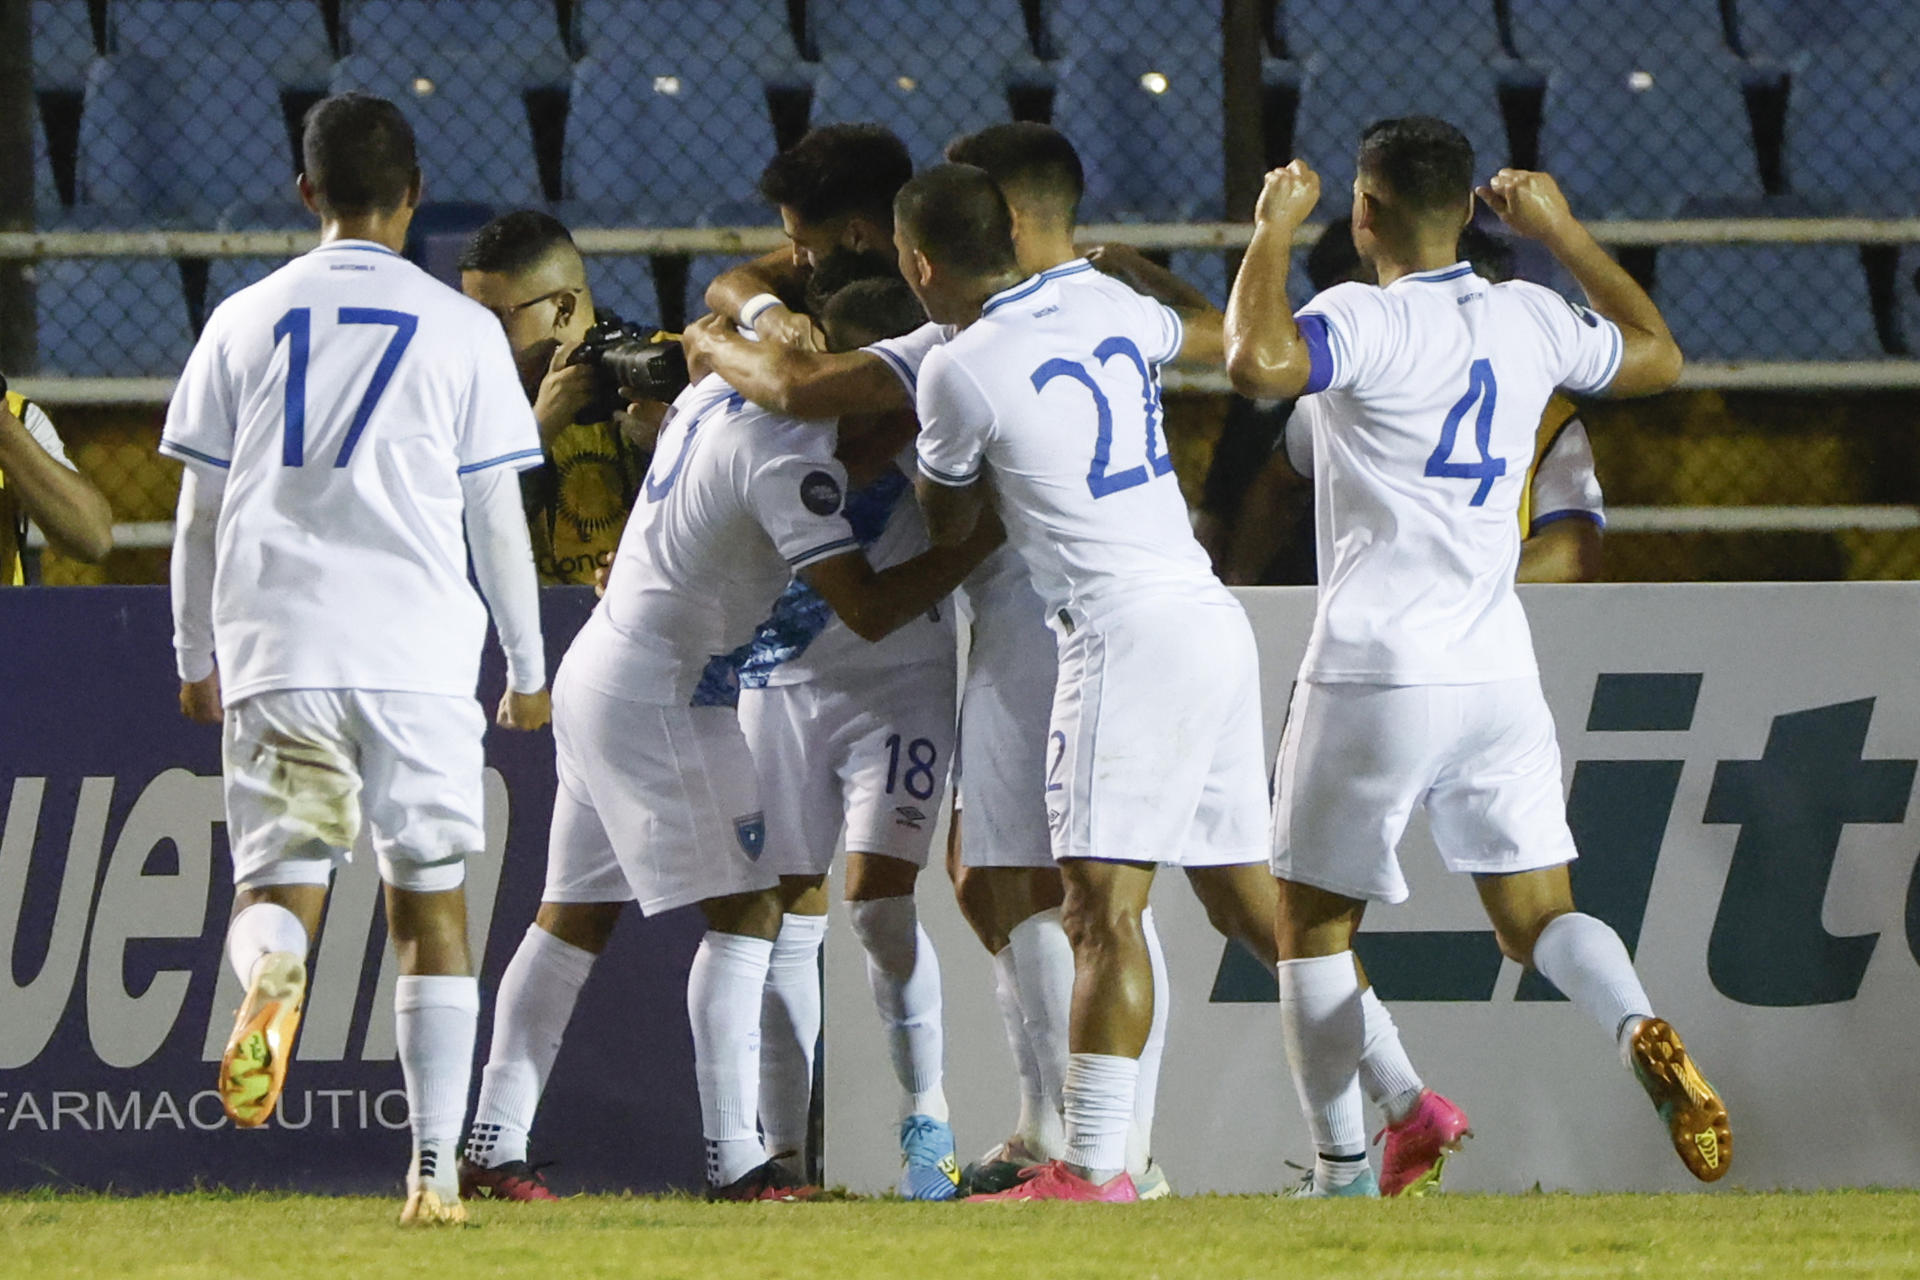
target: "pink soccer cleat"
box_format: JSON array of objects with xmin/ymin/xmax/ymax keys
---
[
  {"xmin": 966, "ymin": 1160, "xmax": 1138, "ymax": 1203},
  {"xmin": 1376, "ymin": 1090, "xmax": 1472, "ymax": 1197}
]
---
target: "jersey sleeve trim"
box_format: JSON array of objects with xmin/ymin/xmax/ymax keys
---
[
  {"xmin": 457, "ymin": 446, "xmax": 547, "ymax": 475},
  {"xmin": 866, "ymin": 343, "xmax": 918, "ymax": 394},
  {"xmin": 158, "ymin": 438, "xmax": 232, "ymax": 469},
  {"xmin": 1297, "ymin": 312, "xmax": 1337, "ymax": 395},
  {"xmin": 916, "ymin": 456, "xmax": 982, "ymax": 487},
  {"xmin": 1564, "ymin": 314, "xmax": 1625, "ymax": 395},
  {"xmin": 1530, "ymin": 508, "xmax": 1606, "ymax": 533},
  {"xmin": 1156, "ymin": 305, "xmax": 1185, "ymax": 365},
  {"xmin": 786, "ymin": 535, "xmax": 862, "ymax": 569}
]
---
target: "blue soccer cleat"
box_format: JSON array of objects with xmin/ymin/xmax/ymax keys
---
[
  {"xmin": 1284, "ymin": 1162, "xmax": 1381, "ymax": 1199},
  {"xmin": 897, "ymin": 1115, "xmax": 962, "ymax": 1200}
]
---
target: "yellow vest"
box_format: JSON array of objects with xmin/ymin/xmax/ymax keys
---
[
  {"xmin": 527, "ymin": 417, "xmax": 638, "ymax": 585},
  {"xmin": 1518, "ymin": 392, "xmax": 1582, "ymax": 536},
  {"xmin": 0, "ymin": 391, "xmax": 26, "ymax": 585}
]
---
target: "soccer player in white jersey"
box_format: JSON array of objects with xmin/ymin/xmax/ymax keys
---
[
  {"xmin": 731, "ymin": 275, "xmax": 966, "ymax": 1198},
  {"xmin": 163, "ymin": 94, "xmax": 551, "ymax": 1226},
  {"xmin": 532, "ymin": 337, "xmax": 1001, "ymax": 1199},
  {"xmin": 1225, "ymin": 117, "xmax": 1730, "ymax": 1196},
  {"xmin": 891, "ymin": 164, "xmax": 1272, "ymax": 1204}
]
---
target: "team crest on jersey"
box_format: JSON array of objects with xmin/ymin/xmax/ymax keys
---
[
  {"xmin": 893, "ymin": 805, "xmax": 927, "ymax": 830},
  {"xmin": 800, "ymin": 470, "xmax": 843, "ymax": 516},
  {"xmin": 734, "ymin": 812, "xmax": 766, "ymax": 860}
]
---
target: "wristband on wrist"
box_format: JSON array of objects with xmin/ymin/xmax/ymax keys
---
[{"xmin": 739, "ymin": 293, "xmax": 784, "ymax": 330}]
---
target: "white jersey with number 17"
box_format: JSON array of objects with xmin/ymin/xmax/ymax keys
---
[
  {"xmin": 1292, "ymin": 262, "xmax": 1624, "ymax": 685},
  {"xmin": 915, "ymin": 259, "xmax": 1229, "ymax": 627},
  {"xmin": 160, "ymin": 239, "xmax": 543, "ymax": 704}
]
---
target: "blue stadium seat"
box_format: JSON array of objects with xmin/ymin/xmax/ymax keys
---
[
  {"xmin": 808, "ymin": 55, "xmax": 1014, "ymax": 168},
  {"xmin": 332, "ymin": 52, "xmax": 546, "ymax": 209},
  {"xmin": 344, "ymin": 1, "xmax": 568, "ymax": 76},
  {"xmin": 34, "ymin": 257, "xmax": 196, "ymax": 376},
  {"xmin": 1780, "ymin": 41, "xmax": 1920, "ymax": 215},
  {"xmin": 113, "ymin": 1, "xmax": 331, "ymax": 77},
  {"xmin": 76, "ymin": 53, "xmax": 297, "ymax": 224},
  {"xmin": 31, "ymin": 0, "xmax": 97, "ymax": 90},
  {"xmin": 565, "ymin": 52, "xmax": 778, "ymax": 223},
  {"xmin": 587, "ymin": 254, "xmax": 663, "ymax": 326},
  {"xmin": 32, "ymin": 102, "xmax": 62, "ymax": 220},
  {"xmin": 1727, "ymin": 0, "xmax": 1892, "ymax": 58},
  {"xmin": 1286, "ymin": 0, "xmax": 1511, "ymax": 214},
  {"xmin": 809, "ymin": 0, "xmax": 1031, "ymax": 59},
  {"xmin": 1052, "ymin": 42, "xmax": 1224, "ymax": 220},
  {"xmin": 575, "ymin": 0, "xmax": 802, "ymax": 65},
  {"xmin": 1507, "ymin": 0, "xmax": 1760, "ymax": 216},
  {"xmin": 1657, "ymin": 244, "xmax": 1884, "ymax": 361}
]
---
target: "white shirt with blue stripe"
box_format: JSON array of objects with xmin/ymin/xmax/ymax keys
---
[
  {"xmin": 915, "ymin": 259, "xmax": 1228, "ymax": 629},
  {"xmin": 1291, "ymin": 262, "xmax": 1624, "ymax": 685},
  {"xmin": 160, "ymin": 239, "xmax": 543, "ymax": 702}
]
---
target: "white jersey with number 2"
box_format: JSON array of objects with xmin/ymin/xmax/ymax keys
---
[
  {"xmin": 1291, "ymin": 262, "xmax": 1623, "ymax": 685},
  {"xmin": 915, "ymin": 259, "xmax": 1229, "ymax": 626}
]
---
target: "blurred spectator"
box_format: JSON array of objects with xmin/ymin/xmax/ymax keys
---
[
  {"xmin": 1213, "ymin": 218, "xmax": 1607, "ymax": 584},
  {"xmin": 458, "ymin": 212, "xmax": 659, "ymax": 586},
  {"xmin": 0, "ymin": 379, "xmax": 115, "ymax": 580}
]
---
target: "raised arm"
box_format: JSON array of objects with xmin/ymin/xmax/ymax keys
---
[
  {"xmin": 0, "ymin": 401, "xmax": 113, "ymax": 563},
  {"xmin": 801, "ymin": 509, "xmax": 1004, "ymax": 642},
  {"xmin": 703, "ymin": 248, "xmax": 826, "ymax": 351},
  {"xmin": 1087, "ymin": 243, "xmax": 1224, "ymax": 365},
  {"xmin": 1224, "ymin": 160, "xmax": 1324, "ymax": 399},
  {"xmin": 1477, "ymin": 170, "xmax": 1683, "ymax": 398},
  {"xmin": 680, "ymin": 313, "xmax": 910, "ymax": 420}
]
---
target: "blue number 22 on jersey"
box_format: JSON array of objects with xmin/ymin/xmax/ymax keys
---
[
  {"xmin": 1031, "ymin": 335, "xmax": 1174, "ymax": 500},
  {"xmin": 1426, "ymin": 357, "xmax": 1506, "ymax": 505},
  {"xmin": 271, "ymin": 307, "xmax": 418, "ymax": 467}
]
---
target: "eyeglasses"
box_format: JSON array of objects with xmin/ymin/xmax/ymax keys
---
[{"xmin": 486, "ymin": 286, "xmax": 578, "ymax": 323}]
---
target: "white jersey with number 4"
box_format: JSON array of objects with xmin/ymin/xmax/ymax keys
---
[
  {"xmin": 915, "ymin": 259, "xmax": 1229, "ymax": 625},
  {"xmin": 159, "ymin": 239, "xmax": 543, "ymax": 704},
  {"xmin": 1292, "ymin": 262, "xmax": 1624, "ymax": 685}
]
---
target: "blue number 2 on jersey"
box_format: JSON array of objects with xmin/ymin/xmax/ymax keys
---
[
  {"xmin": 271, "ymin": 307, "xmax": 418, "ymax": 467},
  {"xmin": 1031, "ymin": 335, "xmax": 1174, "ymax": 500},
  {"xmin": 1425, "ymin": 357, "xmax": 1506, "ymax": 505}
]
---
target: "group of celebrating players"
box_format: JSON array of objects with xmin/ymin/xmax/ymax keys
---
[{"xmin": 161, "ymin": 90, "xmax": 1732, "ymax": 1225}]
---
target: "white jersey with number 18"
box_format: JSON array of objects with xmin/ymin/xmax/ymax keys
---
[
  {"xmin": 1292, "ymin": 262, "xmax": 1624, "ymax": 685},
  {"xmin": 915, "ymin": 259, "xmax": 1230, "ymax": 627},
  {"xmin": 160, "ymin": 239, "xmax": 543, "ymax": 705}
]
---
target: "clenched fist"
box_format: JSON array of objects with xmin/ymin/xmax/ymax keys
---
[
  {"xmin": 1476, "ymin": 170, "xmax": 1578, "ymax": 243},
  {"xmin": 1254, "ymin": 160, "xmax": 1322, "ymax": 228}
]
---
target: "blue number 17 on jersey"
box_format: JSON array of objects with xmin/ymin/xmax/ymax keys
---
[
  {"xmin": 1426, "ymin": 357, "xmax": 1506, "ymax": 506},
  {"xmin": 271, "ymin": 307, "xmax": 418, "ymax": 467}
]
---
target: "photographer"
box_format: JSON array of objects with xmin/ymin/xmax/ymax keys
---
[
  {"xmin": 0, "ymin": 376, "xmax": 114, "ymax": 581},
  {"xmin": 459, "ymin": 212, "xmax": 673, "ymax": 585}
]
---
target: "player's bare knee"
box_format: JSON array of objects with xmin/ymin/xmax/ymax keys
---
[
  {"xmin": 386, "ymin": 886, "xmax": 471, "ymax": 976},
  {"xmin": 1493, "ymin": 906, "xmax": 1570, "ymax": 969},
  {"xmin": 534, "ymin": 900, "xmax": 622, "ymax": 954}
]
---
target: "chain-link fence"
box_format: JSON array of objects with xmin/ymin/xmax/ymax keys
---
[{"xmin": 4, "ymin": 0, "xmax": 1920, "ymax": 581}]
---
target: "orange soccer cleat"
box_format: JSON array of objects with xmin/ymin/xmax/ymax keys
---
[
  {"xmin": 217, "ymin": 951, "xmax": 307, "ymax": 1128},
  {"xmin": 1629, "ymin": 1017, "xmax": 1732, "ymax": 1182}
]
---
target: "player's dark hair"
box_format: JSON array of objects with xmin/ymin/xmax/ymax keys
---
[
  {"xmin": 758, "ymin": 124, "xmax": 914, "ymax": 227},
  {"xmin": 1357, "ymin": 115, "xmax": 1474, "ymax": 216},
  {"xmin": 457, "ymin": 210, "xmax": 577, "ymax": 276},
  {"xmin": 944, "ymin": 122, "xmax": 1083, "ymax": 221},
  {"xmin": 301, "ymin": 93, "xmax": 419, "ymax": 216},
  {"xmin": 820, "ymin": 277, "xmax": 927, "ymax": 351},
  {"xmin": 894, "ymin": 164, "xmax": 1020, "ymax": 277},
  {"xmin": 802, "ymin": 247, "xmax": 900, "ymax": 317},
  {"xmin": 1307, "ymin": 217, "xmax": 1364, "ymax": 291}
]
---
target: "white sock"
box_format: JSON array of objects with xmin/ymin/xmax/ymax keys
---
[
  {"xmin": 226, "ymin": 902, "xmax": 307, "ymax": 987},
  {"xmin": 759, "ymin": 912, "xmax": 827, "ymax": 1168},
  {"xmin": 991, "ymin": 946, "xmax": 1049, "ymax": 1151},
  {"xmin": 394, "ymin": 974, "xmax": 479, "ymax": 1194},
  {"xmin": 1006, "ymin": 906, "xmax": 1074, "ymax": 1157},
  {"xmin": 1530, "ymin": 912, "xmax": 1655, "ymax": 1065},
  {"xmin": 1277, "ymin": 952, "xmax": 1368, "ymax": 1187},
  {"xmin": 466, "ymin": 923, "xmax": 596, "ymax": 1168},
  {"xmin": 1063, "ymin": 1052, "xmax": 1138, "ymax": 1183},
  {"xmin": 1358, "ymin": 986, "xmax": 1425, "ymax": 1125},
  {"xmin": 846, "ymin": 896, "xmax": 947, "ymax": 1122},
  {"xmin": 1126, "ymin": 906, "xmax": 1169, "ymax": 1176},
  {"xmin": 688, "ymin": 930, "xmax": 774, "ymax": 1187}
]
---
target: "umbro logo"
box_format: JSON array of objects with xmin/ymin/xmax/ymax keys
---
[{"xmin": 894, "ymin": 805, "xmax": 927, "ymax": 830}]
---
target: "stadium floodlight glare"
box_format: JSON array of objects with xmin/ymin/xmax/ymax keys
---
[
  {"xmin": 411, "ymin": 77, "xmax": 434, "ymax": 98},
  {"xmin": 653, "ymin": 76, "xmax": 681, "ymax": 96},
  {"xmin": 1140, "ymin": 71, "xmax": 1169, "ymax": 95}
]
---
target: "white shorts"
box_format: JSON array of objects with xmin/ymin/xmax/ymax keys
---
[
  {"xmin": 956, "ymin": 634, "xmax": 1058, "ymax": 869},
  {"xmin": 737, "ymin": 660, "xmax": 957, "ymax": 877},
  {"xmin": 1048, "ymin": 598, "xmax": 1269, "ymax": 868},
  {"xmin": 547, "ymin": 665, "xmax": 777, "ymax": 916},
  {"xmin": 223, "ymin": 689, "xmax": 485, "ymax": 894},
  {"xmin": 1271, "ymin": 677, "xmax": 1579, "ymax": 905}
]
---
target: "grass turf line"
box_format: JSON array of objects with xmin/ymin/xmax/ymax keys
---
[{"xmin": 2, "ymin": 1190, "xmax": 1918, "ymax": 1280}]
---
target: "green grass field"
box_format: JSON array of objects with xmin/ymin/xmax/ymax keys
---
[{"xmin": 4, "ymin": 1191, "xmax": 1919, "ymax": 1279}]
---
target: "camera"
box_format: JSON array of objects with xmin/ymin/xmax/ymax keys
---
[{"xmin": 565, "ymin": 316, "xmax": 690, "ymax": 421}]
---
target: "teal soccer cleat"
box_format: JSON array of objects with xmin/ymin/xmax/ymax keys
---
[{"xmin": 897, "ymin": 1115, "xmax": 962, "ymax": 1200}]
